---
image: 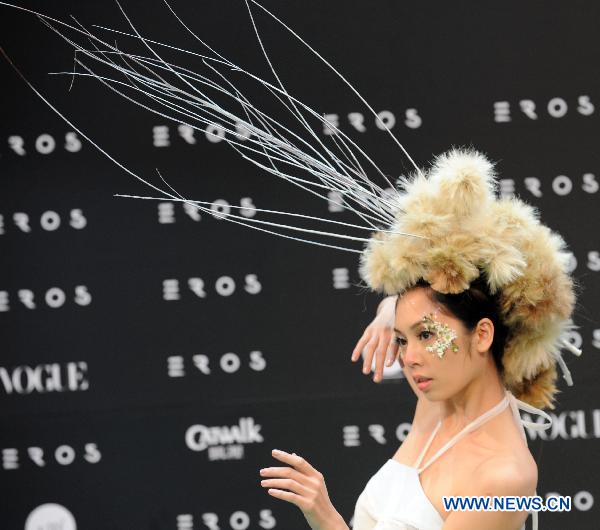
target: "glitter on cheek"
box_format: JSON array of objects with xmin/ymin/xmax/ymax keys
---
[{"xmin": 421, "ymin": 313, "xmax": 459, "ymax": 359}]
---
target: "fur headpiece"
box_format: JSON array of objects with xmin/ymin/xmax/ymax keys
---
[{"xmin": 359, "ymin": 148, "xmax": 580, "ymax": 410}]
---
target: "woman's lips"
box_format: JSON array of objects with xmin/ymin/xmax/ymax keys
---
[{"xmin": 416, "ymin": 378, "xmax": 433, "ymax": 391}]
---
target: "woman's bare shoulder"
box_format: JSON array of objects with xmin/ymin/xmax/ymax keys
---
[
  {"xmin": 461, "ymin": 411, "xmax": 539, "ymax": 493},
  {"xmin": 472, "ymin": 450, "xmax": 538, "ymax": 497}
]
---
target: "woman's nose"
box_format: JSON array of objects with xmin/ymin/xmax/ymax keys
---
[{"xmin": 403, "ymin": 342, "xmax": 424, "ymax": 367}]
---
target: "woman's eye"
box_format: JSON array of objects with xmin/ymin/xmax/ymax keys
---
[
  {"xmin": 394, "ymin": 336, "xmax": 407, "ymax": 347},
  {"xmin": 419, "ymin": 330, "xmax": 434, "ymax": 340}
]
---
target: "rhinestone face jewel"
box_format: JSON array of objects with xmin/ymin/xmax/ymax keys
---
[{"xmin": 421, "ymin": 313, "xmax": 459, "ymax": 359}]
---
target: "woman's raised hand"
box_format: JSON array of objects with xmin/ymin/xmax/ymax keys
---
[
  {"xmin": 350, "ymin": 295, "xmax": 399, "ymax": 383},
  {"xmin": 260, "ymin": 449, "xmax": 348, "ymax": 530}
]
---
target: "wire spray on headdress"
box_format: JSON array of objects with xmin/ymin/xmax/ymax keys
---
[
  {"xmin": 1, "ymin": 0, "xmax": 425, "ymax": 253},
  {"xmin": 1, "ymin": 1, "xmax": 580, "ymax": 409}
]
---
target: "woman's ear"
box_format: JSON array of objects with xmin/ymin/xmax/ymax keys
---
[{"xmin": 474, "ymin": 318, "xmax": 494, "ymax": 354}]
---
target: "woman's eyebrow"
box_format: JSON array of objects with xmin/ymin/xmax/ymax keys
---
[{"xmin": 393, "ymin": 321, "xmax": 424, "ymax": 335}]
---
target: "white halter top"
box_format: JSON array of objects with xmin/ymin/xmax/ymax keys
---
[{"xmin": 352, "ymin": 390, "xmax": 553, "ymax": 530}]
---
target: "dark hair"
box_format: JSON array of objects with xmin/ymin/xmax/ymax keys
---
[{"xmin": 412, "ymin": 276, "xmax": 508, "ymax": 375}]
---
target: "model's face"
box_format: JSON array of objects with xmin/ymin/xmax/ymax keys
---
[{"xmin": 394, "ymin": 287, "xmax": 480, "ymax": 400}]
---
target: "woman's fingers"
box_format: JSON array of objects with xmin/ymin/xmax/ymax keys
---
[
  {"xmin": 259, "ymin": 450, "xmax": 343, "ymax": 530},
  {"xmin": 361, "ymin": 334, "xmax": 379, "ymax": 374},
  {"xmin": 372, "ymin": 333, "xmax": 392, "ymax": 383},
  {"xmin": 351, "ymin": 329, "xmax": 372, "ymax": 363},
  {"xmin": 264, "ymin": 486, "xmax": 307, "ymax": 508},
  {"xmin": 385, "ymin": 337, "xmax": 400, "ymax": 367},
  {"xmin": 270, "ymin": 449, "xmax": 320, "ymax": 476},
  {"xmin": 260, "ymin": 464, "xmax": 312, "ymax": 489},
  {"xmin": 259, "ymin": 450, "xmax": 320, "ymax": 509},
  {"xmin": 352, "ymin": 322, "xmax": 398, "ymax": 383},
  {"xmin": 355, "ymin": 331, "xmax": 393, "ymax": 380},
  {"xmin": 261, "ymin": 476, "xmax": 311, "ymax": 496}
]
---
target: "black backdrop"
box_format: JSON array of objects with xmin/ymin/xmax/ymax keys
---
[{"xmin": 1, "ymin": 1, "xmax": 599, "ymax": 529}]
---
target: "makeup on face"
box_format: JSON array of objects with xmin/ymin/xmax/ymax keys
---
[
  {"xmin": 394, "ymin": 311, "xmax": 459, "ymax": 360},
  {"xmin": 421, "ymin": 313, "xmax": 459, "ymax": 359}
]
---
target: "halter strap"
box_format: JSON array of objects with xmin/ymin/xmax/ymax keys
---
[
  {"xmin": 413, "ymin": 421, "xmax": 442, "ymax": 470},
  {"xmin": 414, "ymin": 392, "xmax": 510, "ymax": 473},
  {"xmin": 507, "ymin": 391, "xmax": 553, "ymax": 530},
  {"xmin": 412, "ymin": 390, "xmax": 553, "ymax": 530}
]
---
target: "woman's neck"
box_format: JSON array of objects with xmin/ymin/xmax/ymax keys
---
[{"xmin": 438, "ymin": 363, "xmax": 506, "ymax": 431}]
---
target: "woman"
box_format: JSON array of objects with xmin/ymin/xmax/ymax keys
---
[
  {"xmin": 258, "ymin": 149, "xmax": 578, "ymax": 530},
  {"xmin": 350, "ymin": 283, "xmax": 553, "ymax": 530},
  {"xmin": 0, "ymin": 7, "xmax": 578, "ymax": 529}
]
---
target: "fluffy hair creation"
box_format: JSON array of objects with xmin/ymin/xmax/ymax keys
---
[{"xmin": 359, "ymin": 148, "xmax": 580, "ymax": 410}]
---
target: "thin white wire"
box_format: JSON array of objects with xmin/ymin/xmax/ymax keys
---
[
  {"xmin": 86, "ymin": 22, "xmax": 406, "ymax": 198},
  {"xmin": 0, "ymin": 1, "xmax": 425, "ymax": 252},
  {"xmin": 248, "ymin": 0, "xmax": 423, "ymax": 179},
  {"xmin": 46, "ymin": 31, "xmax": 399, "ymax": 225},
  {"xmin": 114, "ymin": 193, "xmax": 426, "ymax": 238}
]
